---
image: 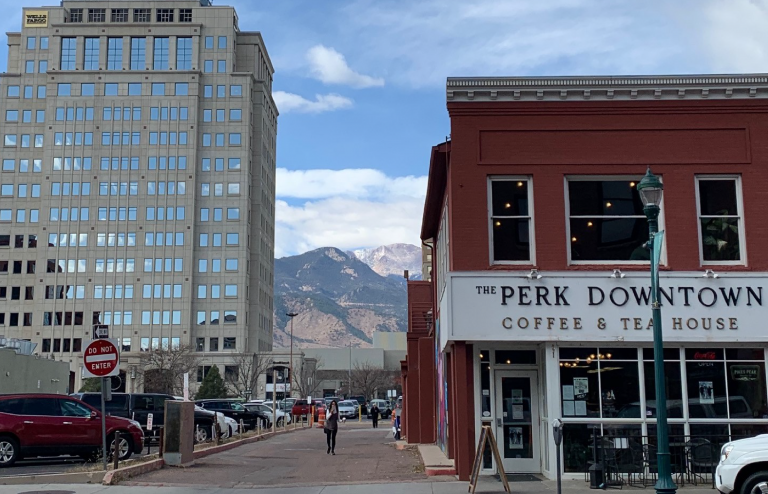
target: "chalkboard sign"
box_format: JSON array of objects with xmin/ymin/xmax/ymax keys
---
[{"xmin": 469, "ymin": 425, "xmax": 510, "ymax": 493}]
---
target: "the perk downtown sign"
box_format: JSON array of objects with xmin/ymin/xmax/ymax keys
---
[{"xmin": 449, "ymin": 273, "xmax": 768, "ymax": 342}]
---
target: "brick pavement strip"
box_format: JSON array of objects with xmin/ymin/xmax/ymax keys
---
[{"xmin": 124, "ymin": 425, "xmax": 428, "ymax": 488}]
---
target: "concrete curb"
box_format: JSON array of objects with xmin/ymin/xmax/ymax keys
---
[
  {"xmin": 103, "ymin": 426, "xmax": 310, "ymax": 485},
  {"xmin": 425, "ymin": 467, "xmax": 457, "ymax": 477},
  {"xmin": 0, "ymin": 470, "xmax": 106, "ymax": 485}
]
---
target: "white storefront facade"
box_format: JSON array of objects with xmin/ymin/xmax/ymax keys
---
[{"xmin": 441, "ymin": 271, "xmax": 768, "ymax": 478}]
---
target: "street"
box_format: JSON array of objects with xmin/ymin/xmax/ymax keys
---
[{"xmin": 125, "ymin": 422, "xmax": 424, "ymax": 488}]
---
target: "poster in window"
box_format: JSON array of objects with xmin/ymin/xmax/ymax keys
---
[
  {"xmin": 699, "ymin": 381, "xmax": 714, "ymax": 404},
  {"xmin": 562, "ymin": 385, "xmax": 574, "ymax": 400},
  {"xmin": 509, "ymin": 426, "xmax": 523, "ymax": 450},
  {"xmin": 575, "ymin": 401, "xmax": 587, "ymax": 416},
  {"xmin": 563, "ymin": 400, "xmax": 575, "ymax": 416},
  {"xmin": 573, "ymin": 378, "xmax": 589, "ymax": 398},
  {"xmin": 511, "ymin": 389, "xmax": 523, "ymax": 404},
  {"xmin": 512, "ymin": 405, "xmax": 524, "ymax": 420}
]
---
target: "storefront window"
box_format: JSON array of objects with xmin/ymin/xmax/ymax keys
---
[
  {"xmin": 563, "ymin": 423, "xmax": 593, "ymax": 473},
  {"xmin": 685, "ymin": 349, "xmax": 727, "ymax": 419},
  {"xmin": 560, "ymin": 357, "xmax": 600, "ymax": 418},
  {"xmin": 727, "ymin": 361, "xmax": 766, "ymax": 418},
  {"xmin": 600, "ymin": 361, "xmax": 640, "ymax": 418}
]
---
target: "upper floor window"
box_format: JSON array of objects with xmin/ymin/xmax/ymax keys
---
[
  {"xmin": 68, "ymin": 8, "xmax": 83, "ymax": 23},
  {"xmin": 696, "ymin": 176, "xmax": 745, "ymax": 264},
  {"xmin": 179, "ymin": 9, "xmax": 192, "ymax": 22},
  {"xmin": 567, "ymin": 177, "xmax": 651, "ymax": 263},
  {"xmin": 153, "ymin": 38, "xmax": 169, "ymax": 70},
  {"xmin": 157, "ymin": 9, "xmax": 174, "ymax": 22},
  {"xmin": 60, "ymin": 38, "xmax": 77, "ymax": 70},
  {"xmin": 111, "ymin": 8, "xmax": 128, "ymax": 22},
  {"xmin": 133, "ymin": 8, "xmax": 151, "ymax": 23},
  {"xmin": 489, "ymin": 178, "xmax": 533, "ymax": 263},
  {"xmin": 176, "ymin": 38, "xmax": 192, "ymax": 70},
  {"xmin": 107, "ymin": 38, "xmax": 122, "ymax": 70},
  {"xmin": 88, "ymin": 8, "xmax": 106, "ymax": 23},
  {"xmin": 84, "ymin": 38, "xmax": 100, "ymax": 70},
  {"xmin": 130, "ymin": 38, "xmax": 145, "ymax": 70}
]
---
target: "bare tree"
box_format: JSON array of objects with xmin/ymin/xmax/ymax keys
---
[
  {"xmin": 137, "ymin": 345, "xmax": 201, "ymax": 396},
  {"xmin": 225, "ymin": 352, "xmax": 273, "ymax": 399},
  {"xmin": 350, "ymin": 361, "xmax": 390, "ymax": 401},
  {"xmin": 292, "ymin": 357, "xmax": 324, "ymax": 399}
]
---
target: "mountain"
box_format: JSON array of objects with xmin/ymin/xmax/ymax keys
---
[
  {"xmin": 351, "ymin": 243, "xmax": 423, "ymax": 280},
  {"xmin": 273, "ymin": 247, "xmax": 407, "ymax": 348}
]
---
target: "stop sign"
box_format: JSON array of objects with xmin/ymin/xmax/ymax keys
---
[{"xmin": 83, "ymin": 339, "xmax": 120, "ymax": 378}]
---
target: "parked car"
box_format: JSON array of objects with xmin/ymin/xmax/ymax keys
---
[
  {"xmin": 291, "ymin": 400, "xmax": 311, "ymax": 417},
  {"xmin": 367, "ymin": 399, "xmax": 392, "ymax": 419},
  {"xmin": 717, "ymin": 434, "xmax": 768, "ymax": 494},
  {"xmin": 349, "ymin": 395, "xmax": 368, "ymax": 415},
  {"xmin": 0, "ymin": 393, "xmax": 144, "ymax": 467},
  {"xmin": 244, "ymin": 402, "xmax": 291, "ymax": 427},
  {"xmin": 221, "ymin": 415, "xmax": 240, "ymax": 438},
  {"xmin": 195, "ymin": 399, "xmax": 268, "ymax": 430},
  {"xmin": 337, "ymin": 400, "xmax": 359, "ymax": 419},
  {"xmin": 72, "ymin": 392, "xmax": 217, "ymax": 441}
]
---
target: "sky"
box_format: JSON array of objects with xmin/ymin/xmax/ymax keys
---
[{"xmin": 3, "ymin": 0, "xmax": 768, "ymax": 257}]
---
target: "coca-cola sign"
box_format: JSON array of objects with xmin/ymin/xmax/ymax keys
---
[{"xmin": 693, "ymin": 351, "xmax": 717, "ymax": 360}]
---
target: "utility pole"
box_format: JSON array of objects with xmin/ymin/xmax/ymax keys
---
[
  {"xmin": 286, "ymin": 312, "xmax": 298, "ymax": 399},
  {"xmin": 348, "ymin": 341, "xmax": 352, "ymax": 398}
]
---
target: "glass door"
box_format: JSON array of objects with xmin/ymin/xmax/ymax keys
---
[{"xmin": 495, "ymin": 370, "xmax": 540, "ymax": 473}]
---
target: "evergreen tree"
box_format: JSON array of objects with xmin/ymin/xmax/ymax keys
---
[
  {"xmin": 196, "ymin": 365, "xmax": 228, "ymax": 399},
  {"xmin": 79, "ymin": 378, "xmax": 102, "ymax": 392}
]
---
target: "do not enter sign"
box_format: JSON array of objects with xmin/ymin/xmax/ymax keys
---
[{"xmin": 83, "ymin": 339, "xmax": 120, "ymax": 378}]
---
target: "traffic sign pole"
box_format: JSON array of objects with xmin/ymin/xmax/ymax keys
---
[{"xmin": 101, "ymin": 377, "xmax": 108, "ymax": 470}]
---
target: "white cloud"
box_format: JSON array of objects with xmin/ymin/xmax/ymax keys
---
[
  {"xmin": 274, "ymin": 168, "xmax": 427, "ymax": 257},
  {"xmin": 277, "ymin": 168, "xmax": 426, "ymax": 200},
  {"xmin": 273, "ymin": 91, "xmax": 353, "ymax": 114},
  {"xmin": 306, "ymin": 45, "xmax": 385, "ymax": 88},
  {"xmin": 275, "ymin": 197, "xmax": 424, "ymax": 258}
]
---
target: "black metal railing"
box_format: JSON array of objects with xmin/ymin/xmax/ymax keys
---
[{"xmin": 586, "ymin": 429, "xmax": 753, "ymax": 489}]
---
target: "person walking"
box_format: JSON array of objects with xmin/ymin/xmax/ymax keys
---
[
  {"xmin": 370, "ymin": 402, "xmax": 380, "ymax": 428},
  {"xmin": 324, "ymin": 400, "xmax": 339, "ymax": 455}
]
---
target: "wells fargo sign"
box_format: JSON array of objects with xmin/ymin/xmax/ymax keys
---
[{"xmin": 24, "ymin": 11, "xmax": 48, "ymax": 28}]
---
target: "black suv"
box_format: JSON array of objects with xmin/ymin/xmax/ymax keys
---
[
  {"xmin": 195, "ymin": 399, "xmax": 268, "ymax": 430},
  {"xmin": 71, "ymin": 393, "xmax": 217, "ymax": 441}
]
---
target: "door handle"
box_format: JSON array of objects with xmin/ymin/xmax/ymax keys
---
[
  {"xmin": 23, "ymin": 421, "xmax": 33, "ymax": 424},
  {"xmin": 63, "ymin": 421, "xmax": 73, "ymax": 425},
  {"xmin": 496, "ymin": 418, "xmax": 502, "ymax": 427}
]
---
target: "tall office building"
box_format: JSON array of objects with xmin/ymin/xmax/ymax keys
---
[{"xmin": 0, "ymin": 0, "xmax": 277, "ymax": 392}]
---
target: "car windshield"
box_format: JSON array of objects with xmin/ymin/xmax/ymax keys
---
[
  {"xmin": 340, "ymin": 401, "xmax": 355, "ymax": 407},
  {"xmin": 230, "ymin": 402, "xmax": 245, "ymax": 411}
]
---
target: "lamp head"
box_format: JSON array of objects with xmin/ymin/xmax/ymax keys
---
[{"xmin": 636, "ymin": 167, "xmax": 663, "ymax": 207}]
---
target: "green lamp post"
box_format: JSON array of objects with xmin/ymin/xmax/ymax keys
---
[{"xmin": 637, "ymin": 168, "xmax": 677, "ymax": 494}]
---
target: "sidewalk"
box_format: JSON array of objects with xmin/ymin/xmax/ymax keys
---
[{"xmin": 0, "ymin": 479, "xmax": 718, "ymax": 494}]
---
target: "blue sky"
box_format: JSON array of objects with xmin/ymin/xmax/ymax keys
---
[{"xmin": 3, "ymin": 0, "xmax": 768, "ymax": 257}]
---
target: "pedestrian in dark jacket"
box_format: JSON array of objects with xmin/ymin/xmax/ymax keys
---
[
  {"xmin": 324, "ymin": 401, "xmax": 339, "ymax": 455},
  {"xmin": 371, "ymin": 403, "xmax": 380, "ymax": 428}
]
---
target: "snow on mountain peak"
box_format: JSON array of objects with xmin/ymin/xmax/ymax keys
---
[{"xmin": 351, "ymin": 243, "xmax": 422, "ymax": 278}]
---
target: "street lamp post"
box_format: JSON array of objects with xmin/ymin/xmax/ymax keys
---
[
  {"xmin": 286, "ymin": 312, "xmax": 298, "ymax": 399},
  {"xmin": 637, "ymin": 168, "xmax": 676, "ymax": 494}
]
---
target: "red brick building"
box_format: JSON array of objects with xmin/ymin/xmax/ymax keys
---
[{"xmin": 404, "ymin": 75, "xmax": 768, "ymax": 481}]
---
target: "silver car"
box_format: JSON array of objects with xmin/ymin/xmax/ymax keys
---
[{"xmin": 337, "ymin": 400, "xmax": 359, "ymax": 419}]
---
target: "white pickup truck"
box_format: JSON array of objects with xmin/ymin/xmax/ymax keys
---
[{"xmin": 716, "ymin": 434, "xmax": 768, "ymax": 494}]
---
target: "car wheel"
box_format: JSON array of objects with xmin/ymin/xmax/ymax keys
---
[
  {"xmin": 109, "ymin": 433, "xmax": 133, "ymax": 461},
  {"xmin": 277, "ymin": 417, "xmax": 284, "ymax": 427},
  {"xmin": 741, "ymin": 472, "xmax": 768, "ymax": 494},
  {"xmin": 0, "ymin": 437, "xmax": 19, "ymax": 467},
  {"xmin": 195, "ymin": 425, "xmax": 211, "ymax": 443}
]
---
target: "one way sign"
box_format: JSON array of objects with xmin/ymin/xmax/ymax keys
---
[{"xmin": 93, "ymin": 325, "xmax": 109, "ymax": 339}]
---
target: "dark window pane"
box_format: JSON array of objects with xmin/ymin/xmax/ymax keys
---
[
  {"xmin": 700, "ymin": 218, "xmax": 741, "ymax": 261},
  {"xmin": 494, "ymin": 350, "xmax": 536, "ymax": 365},
  {"xmin": 643, "ymin": 361, "xmax": 683, "ymax": 418},
  {"xmin": 569, "ymin": 181, "xmax": 644, "ymax": 216},
  {"xmin": 726, "ymin": 348, "xmax": 764, "ymax": 361},
  {"xmin": 21, "ymin": 398, "xmax": 59, "ymax": 416},
  {"xmin": 559, "ymin": 347, "xmax": 598, "ymax": 360},
  {"xmin": 559, "ymin": 360, "xmax": 600, "ymax": 417},
  {"xmin": 600, "ymin": 361, "xmax": 640, "ymax": 418},
  {"xmin": 492, "ymin": 218, "xmax": 530, "ymax": 261},
  {"xmin": 563, "ymin": 424, "xmax": 593, "ymax": 473},
  {"xmin": 686, "ymin": 361, "xmax": 727, "ymax": 418},
  {"xmin": 597, "ymin": 348, "xmax": 638, "ymax": 360},
  {"xmin": 491, "ymin": 180, "xmax": 528, "ymax": 216},
  {"xmin": 643, "ymin": 348, "xmax": 681, "ymax": 360},
  {"xmin": 570, "ymin": 218, "xmax": 649, "ymax": 261},
  {"xmin": 727, "ymin": 362, "xmax": 766, "ymax": 419},
  {"xmin": 699, "ymin": 180, "xmax": 737, "ymax": 215}
]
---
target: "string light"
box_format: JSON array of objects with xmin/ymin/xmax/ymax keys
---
[
  {"xmin": 606, "ymin": 202, "xmax": 613, "ymax": 208},
  {"xmin": 587, "ymin": 221, "xmax": 593, "ymax": 227},
  {"xmin": 571, "ymin": 236, "xmax": 577, "ymax": 242},
  {"xmin": 517, "ymin": 182, "xmax": 524, "ymax": 187},
  {"xmin": 504, "ymin": 203, "xmax": 511, "ymax": 209}
]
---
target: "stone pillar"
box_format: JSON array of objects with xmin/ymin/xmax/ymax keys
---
[{"xmin": 163, "ymin": 400, "xmax": 194, "ymax": 466}]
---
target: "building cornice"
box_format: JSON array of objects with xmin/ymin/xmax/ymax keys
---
[{"xmin": 446, "ymin": 74, "xmax": 768, "ymax": 102}]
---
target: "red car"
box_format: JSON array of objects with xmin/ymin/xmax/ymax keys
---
[
  {"xmin": 0, "ymin": 393, "xmax": 144, "ymax": 467},
  {"xmin": 291, "ymin": 400, "xmax": 311, "ymax": 417},
  {"xmin": 313, "ymin": 400, "xmax": 326, "ymax": 421}
]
